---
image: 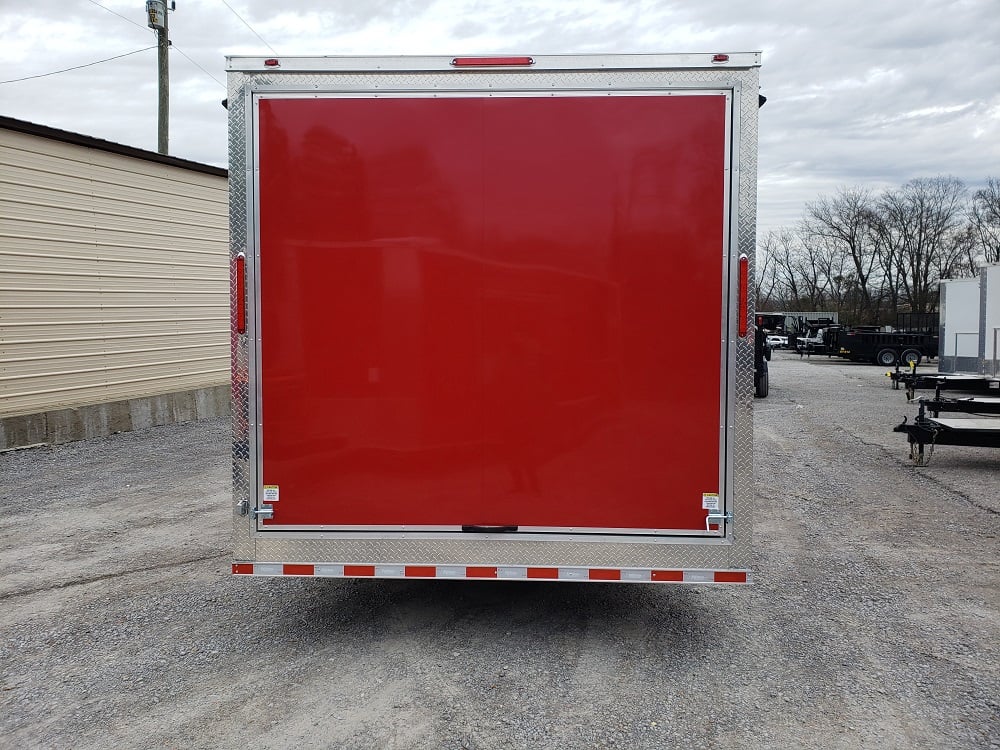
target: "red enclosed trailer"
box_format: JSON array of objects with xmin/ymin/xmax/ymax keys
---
[{"xmin": 228, "ymin": 53, "xmax": 761, "ymax": 584}]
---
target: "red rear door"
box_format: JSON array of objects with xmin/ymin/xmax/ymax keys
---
[{"xmin": 254, "ymin": 91, "xmax": 730, "ymax": 534}]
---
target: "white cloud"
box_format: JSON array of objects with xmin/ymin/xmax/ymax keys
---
[{"xmin": 1, "ymin": 0, "xmax": 999, "ymax": 232}]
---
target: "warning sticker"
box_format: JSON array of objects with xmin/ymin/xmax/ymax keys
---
[
  {"xmin": 263, "ymin": 485, "xmax": 280, "ymax": 502},
  {"xmin": 702, "ymin": 493, "xmax": 720, "ymax": 511}
]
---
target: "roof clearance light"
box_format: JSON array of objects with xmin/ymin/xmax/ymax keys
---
[
  {"xmin": 451, "ymin": 56, "xmax": 534, "ymax": 67},
  {"xmin": 264, "ymin": 58, "xmax": 280, "ymax": 67},
  {"xmin": 712, "ymin": 54, "xmax": 730, "ymax": 63}
]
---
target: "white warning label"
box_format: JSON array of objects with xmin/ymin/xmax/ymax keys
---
[
  {"xmin": 702, "ymin": 493, "xmax": 720, "ymax": 511},
  {"xmin": 263, "ymin": 485, "xmax": 280, "ymax": 502}
]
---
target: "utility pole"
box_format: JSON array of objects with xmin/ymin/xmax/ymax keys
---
[{"xmin": 146, "ymin": 1, "xmax": 173, "ymax": 155}]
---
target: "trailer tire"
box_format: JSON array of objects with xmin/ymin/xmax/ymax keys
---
[
  {"xmin": 755, "ymin": 367, "xmax": 769, "ymax": 398},
  {"xmin": 876, "ymin": 348, "xmax": 898, "ymax": 367},
  {"xmin": 900, "ymin": 348, "xmax": 922, "ymax": 366}
]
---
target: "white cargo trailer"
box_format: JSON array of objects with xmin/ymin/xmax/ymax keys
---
[
  {"xmin": 939, "ymin": 277, "xmax": 981, "ymax": 373},
  {"xmin": 982, "ymin": 265, "xmax": 1000, "ymax": 377}
]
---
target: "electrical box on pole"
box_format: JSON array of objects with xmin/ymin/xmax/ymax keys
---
[{"xmin": 145, "ymin": 0, "xmax": 166, "ymax": 29}]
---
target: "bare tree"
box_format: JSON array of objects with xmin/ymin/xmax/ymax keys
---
[
  {"xmin": 940, "ymin": 223, "xmax": 979, "ymax": 279},
  {"xmin": 874, "ymin": 177, "xmax": 968, "ymax": 313},
  {"xmin": 970, "ymin": 177, "xmax": 1000, "ymax": 265},
  {"xmin": 802, "ymin": 188, "xmax": 881, "ymax": 323},
  {"xmin": 763, "ymin": 176, "xmax": 995, "ymax": 322},
  {"xmin": 813, "ymin": 235, "xmax": 851, "ymax": 319},
  {"xmin": 769, "ymin": 229, "xmax": 807, "ymax": 308},
  {"xmin": 790, "ymin": 230, "xmax": 832, "ymax": 310},
  {"xmin": 755, "ymin": 232, "xmax": 781, "ymax": 309}
]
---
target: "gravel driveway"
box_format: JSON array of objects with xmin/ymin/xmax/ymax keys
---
[{"xmin": 1, "ymin": 353, "xmax": 997, "ymax": 749}]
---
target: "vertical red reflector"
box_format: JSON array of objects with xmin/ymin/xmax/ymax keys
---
[
  {"xmin": 738, "ymin": 254, "xmax": 749, "ymax": 337},
  {"xmin": 235, "ymin": 253, "xmax": 246, "ymax": 334}
]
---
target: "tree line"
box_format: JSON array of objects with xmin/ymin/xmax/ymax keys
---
[{"xmin": 756, "ymin": 176, "xmax": 1000, "ymax": 325}]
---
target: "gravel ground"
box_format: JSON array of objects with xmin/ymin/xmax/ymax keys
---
[{"xmin": 1, "ymin": 353, "xmax": 998, "ymax": 749}]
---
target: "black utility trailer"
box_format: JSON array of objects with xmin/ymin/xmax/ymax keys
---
[
  {"xmin": 917, "ymin": 396, "xmax": 1000, "ymax": 417},
  {"xmin": 888, "ymin": 371, "xmax": 1000, "ymax": 401},
  {"xmin": 838, "ymin": 329, "xmax": 938, "ymax": 367},
  {"xmin": 894, "ymin": 406, "xmax": 1000, "ymax": 465}
]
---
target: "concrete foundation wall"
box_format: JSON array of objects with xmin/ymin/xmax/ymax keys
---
[{"xmin": 0, "ymin": 385, "xmax": 230, "ymax": 451}]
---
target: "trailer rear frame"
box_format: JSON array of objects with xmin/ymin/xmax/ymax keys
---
[{"xmin": 227, "ymin": 53, "xmax": 762, "ymax": 584}]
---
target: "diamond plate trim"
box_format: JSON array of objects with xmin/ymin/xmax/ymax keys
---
[
  {"xmin": 230, "ymin": 74, "xmax": 254, "ymax": 562},
  {"xmin": 229, "ymin": 62, "xmax": 760, "ymax": 574}
]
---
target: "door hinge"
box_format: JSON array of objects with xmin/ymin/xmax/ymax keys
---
[
  {"xmin": 238, "ymin": 498, "xmax": 274, "ymax": 521},
  {"xmin": 706, "ymin": 511, "xmax": 733, "ymax": 531},
  {"xmin": 251, "ymin": 503, "xmax": 274, "ymax": 521}
]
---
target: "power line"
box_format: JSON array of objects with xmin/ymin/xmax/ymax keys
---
[
  {"xmin": 172, "ymin": 46, "xmax": 225, "ymax": 88},
  {"xmin": 0, "ymin": 46, "xmax": 157, "ymax": 85},
  {"xmin": 85, "ymin": 0, "xmax": 224, "ymax": 90},
  {"xmin": 84, "ymin": 0, "xmax": 153, "ymax": 34},
  {"xmin": 219, "ymin": 0, "xmax": 278, "ymax": 55}
]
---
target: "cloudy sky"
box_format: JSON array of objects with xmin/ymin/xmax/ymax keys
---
[{"xmin": 1, "ymin": 0, "xmax": 998, "ymax": 232}]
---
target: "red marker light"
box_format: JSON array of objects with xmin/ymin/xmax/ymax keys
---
[
  {"xmin": 738, "ymin": 254, "xmax": 749, "ymax": 337},
  {"xmin": 264, "ymin": 58, "xmax": 280, "ymax": 67},
  {"xmin": 712, "ymin": 54, "xmax": 730, "ymax": 63},
  {"xmin": 235, "ymin": 253, "xmax": 246, "ymax": 334},
  {"xmin": 451, "ymin": 56, "xmax": 534, "ymax": 67}
]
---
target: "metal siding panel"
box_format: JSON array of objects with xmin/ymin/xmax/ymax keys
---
[
  {"xmin": 3, "ymin": 331, "xmax": 224, "ymax": 361},
  {"xmin": 2, "ymin": 346, "xmax": 227, "ymax": 380},
  {"xmin": 0, "ymin": 127, "xmax": 229, "ymax": 417},
  {"xmin": 1, "ymin": 130, "xmax": 227, "ymax": 200}
]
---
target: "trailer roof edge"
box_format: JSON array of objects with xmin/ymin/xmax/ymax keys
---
[{"xmin": 226, "ymin": 52, "xmax": 762, "ymax": 73}]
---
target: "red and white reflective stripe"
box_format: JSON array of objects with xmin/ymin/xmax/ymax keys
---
[{"xmin": 232, "ymin": 563, "xmax": 750, "ymax": 584}]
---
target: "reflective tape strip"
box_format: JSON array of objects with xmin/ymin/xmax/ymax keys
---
[
  {"xmin": 498, "ymin": 566, "xmax": 528, "ymax": 579},
  {"xmin": 588, "ymin": 568, "xmax": 621, "ymax": 581},
  {"xmin": 232, "ymin": 563, "xmax": 751, "ymax": 583},
  {"xmin": 314, "ymin": 564, "xmax": 344, "ymax": 577},
  {"xmin": 527, "ymin": 567, "xmax": 559, "ymax": 579},
  {"xmin": 405, "ymin": 565, "xmax": 436, "ymax": 578},
  {"xmin": 682, "ymin": 569, "xmax": 714, "ymax": 583},
  {"xmin": 714, "ymin": 570, "xmax": 748, "ymax": 583},
  {"xmin": 344, "ymin": 564, "xmax": 375, "ymax": 576},
  {"xmin": 465, "ymin": 566, "xmax": 498, "ymax": 579},
  {"xmin": 622, "ymin": 569, "xmax": 651, "ymax": 582},
  {"xmin": 653, "ymin": 569, "xmax": 685, "ymax": 582}
]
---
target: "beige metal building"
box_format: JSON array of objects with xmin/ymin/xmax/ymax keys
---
[{"xmin": 0, "ymin": 117, "xmax": 230, "ymax": 449}]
